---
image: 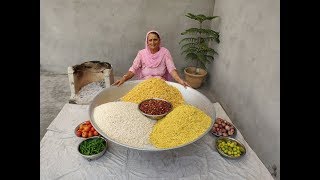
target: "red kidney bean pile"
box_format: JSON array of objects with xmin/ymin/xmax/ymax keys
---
[{"xmin": 139, "ymin": 99, "xmax": 172, "ymax": 115}]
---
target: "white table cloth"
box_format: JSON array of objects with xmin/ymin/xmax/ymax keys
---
[{"xmin": 41, "ymin": 103, "xmax": 273, "ymax": 180}]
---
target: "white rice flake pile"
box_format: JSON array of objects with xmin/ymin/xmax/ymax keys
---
[
  {"xmin": 74, "ymin": 81, "xmax": 105, "ymax": 104},
  {"xmin": 93, "ymin": 101, "xmax": 156, "ymax": 148}
]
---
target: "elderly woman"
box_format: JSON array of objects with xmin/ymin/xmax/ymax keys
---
[{"xmin": 113, "ymin": 30, "xmax": 190, "ymax": 88}]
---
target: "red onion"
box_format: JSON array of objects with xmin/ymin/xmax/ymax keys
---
[
  {"xmin": 225, "ymin": 125, "xmax": 230, "ymax": 131},
  {"xmin": 216, "ymin": 118, "xmax": 222, "ymax": 123}
]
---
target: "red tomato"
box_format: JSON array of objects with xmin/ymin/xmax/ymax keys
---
[
  {"xmin": 88, "ymin": 131, "xmax": 93, "ymax": 137},
  {"xmin": 87, "ymin": 124, "xmax": 92, "ymax": 128},
  {"xmin": 83, "ymin": 126, "xmax": 90, "ymax": 132},
  {"xmin": 76, "ymin": 130, "xmax": 82, "ymax": 137},
  {"xmin": 85, "ymin": 121, "xmax": 90, "ymax": 125},
  {"xmin": 93, "ymin": 131, "xmax": 99, "ymax": 136},
  {"xmin": 82, "ymin": 131, "xmax": 88, "ymax": 138},
  {"xmin": 90, "ymin": 127, "xmax": 95, "ymax": 132}
]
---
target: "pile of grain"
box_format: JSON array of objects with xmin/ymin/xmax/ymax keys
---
[
  {"xmin": 93, "ymin": 101, "xmax": 156, "ymax": 148},
  {"xmin": 74, "ymin": 81, "xmax": 105, "ymax": 104},
  {"xmin": 150, "ymin": 104, "xmax": 212, "ymax": 148},
  {"xmin": 120, "ymin": 78, "xmax": 184, "ymax": 108}
]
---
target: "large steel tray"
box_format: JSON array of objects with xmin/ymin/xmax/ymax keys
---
[{"xmin": 89, "ymin": 80, "xmax": 216, "ymax": 151}]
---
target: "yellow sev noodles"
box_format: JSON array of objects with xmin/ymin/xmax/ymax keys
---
[
  {"xmin": 150, "ymin": 104, "xmax": 212, "ymax": 148},
  {"xmin": 120, "ymin": 78, "xmax": 184, "ymax": 108}
]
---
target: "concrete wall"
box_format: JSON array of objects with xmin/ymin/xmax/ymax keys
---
[
  {"xmin": 209, "ymin": 0, "xmax": 280, "ymax": 179},
  {"xmin": 40, "ymin": 0, "xmax": 215, "ymax": 75}
]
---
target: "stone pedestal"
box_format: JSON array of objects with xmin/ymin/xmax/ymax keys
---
[{"xmin": 67, "ymin": 61, "xmax": 114, "ymax": 103}]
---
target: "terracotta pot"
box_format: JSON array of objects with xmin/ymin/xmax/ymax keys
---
[{"xmin": 184, "ymin": 67, "xmax": 207, "ymax": 88}]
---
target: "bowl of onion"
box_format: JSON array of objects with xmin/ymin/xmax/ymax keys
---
[{"xmin": 211, "ymin": 118, "xmax": 237, "ymax": 137}]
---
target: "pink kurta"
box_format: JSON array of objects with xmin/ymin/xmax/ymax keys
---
[
  {"xmin": 128, "ymin": 30, "xmax": 176, "ymax": 81},
  {"xmin": 129, "ymin": 47, "xmax": 176, "ymax": 81}
]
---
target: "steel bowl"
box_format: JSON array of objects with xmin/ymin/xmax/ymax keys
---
[
  {"xmin": 78, "ymin": 137, "xmax": 107, "ymax": 160},
  {"xmin": 215, "ymin": 136, "xmax": 246, "ymax": 159},
  {"xmin": 89, "ymin": 80, "xmax": 216, "ymax": 151},
  {"xmin": 211, "ymin": 119, "xmax": 237, "ymax": 138},
  {"xmin": 138, "ymin": 98, "xmax": 173, "ymax": 120},
  {"xmin": 74, "ymin": 121, "xmax": 100, "ymax": 139},
  {"xmin": 211, "ymin": 129, "xmax": 237, "ymax": 137}
]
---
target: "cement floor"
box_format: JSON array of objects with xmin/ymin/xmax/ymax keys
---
[{"xmin": 40, "ymin": 71, "xmax": 216, "ymax": 141}]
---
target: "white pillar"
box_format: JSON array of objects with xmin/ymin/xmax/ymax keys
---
[
  {"xmin": 67, "ymin": 66, "xmax": 76, "ymax": 103},
  {"xmin": 103, "ymin": 67, "xmax": 114, "ymax": 88}
]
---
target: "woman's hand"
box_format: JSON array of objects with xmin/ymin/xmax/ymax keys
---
[
  {"xmin": 112, "ymin": 71, "xmax": 134, "ymax": 87},
  {"xmin": 112, "ymin": 78, "xmax": 126, "ymax": 87},
  {"xmin": 178, "ymin": 79, "xmax": 191, "ymax": 88},
  {"xmin": 170, "ymin": 70, "xmax": 190, "ymax": 88}
]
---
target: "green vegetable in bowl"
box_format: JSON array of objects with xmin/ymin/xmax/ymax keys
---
[
  {"xmin": 79, "ymin": 138, "xmax": 106, "ymax": 156},
  {"xmin": 217, "ymin": 139, "xmax": 243, "ymax": 157}
]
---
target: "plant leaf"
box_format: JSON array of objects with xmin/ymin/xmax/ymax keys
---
[
  {"xmin": 196, "ymin": 53, "xmax": 208, "ymax": 69},
  {"xmin": 185, "ymin": 13, "xmax": 199, "ymax": 21},
  {"xmin": 182, "ymin": 28, "xmax": 220, "ymax": 43},
  {"xmin": 198, "ymin": 45, "xmax": 218, "ymax": 55},
  {"xmin": 181, "ymin": 47, "xmax": 198, "ymax": 55},
  {"xmin": 181, "ymin": 29, "xmax": 199, "ymax": 35},
  {"xmin": 205, "ymin": 55, "xmax": 215, "ymax": 62},
  {"xmin": 204, "ymin": 36, "xmax": 220, "ymax": 43},
  {"xmin": 185, "ymin": 53, "xmax": 198, "ymax": 61},
  {"xmin": 180, "ymin": 42, "xmax": 197, "ymax": 50},
  {"xmin": 202, "ymin": 15, "xmax": 219, "ymax": 21},
  {"xmin": 207, "ymin": 48, "xmax": 218, "ymax": 55},
  {"xmin": 181, "ymin": 28, "xmax": 204, "ymax": 35},
  {"xmin": 179, "ymin": 37, "xmax": 198, "ymax": 44},
  {"xmin": 202, "ymin": 30, "xmax": 220, "ymax": 40},
  {"xmin": 185, "ymin": 13, "xmax": 219, "ymax": 23}
]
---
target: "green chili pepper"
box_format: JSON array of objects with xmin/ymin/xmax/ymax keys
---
[{"xmin": 79, "ymin": 138, "xmax": 106, "ymax": 155}]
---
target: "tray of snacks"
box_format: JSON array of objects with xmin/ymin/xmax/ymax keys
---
[{"xmin": 88, "ymin": 79, "xmax": 216, "ymax": 151}]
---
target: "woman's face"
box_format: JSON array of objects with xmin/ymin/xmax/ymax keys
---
[{"xmin": 147, "ymin": 33, "xmax": 160, "ymax": 52}]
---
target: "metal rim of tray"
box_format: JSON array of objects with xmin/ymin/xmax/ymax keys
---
[{"xmin": 89, "ymin": 80, "xmax": 215, "ymax": 151}]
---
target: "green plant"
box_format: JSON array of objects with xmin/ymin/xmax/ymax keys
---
[{"xmin": 179, "ymin": 13, "xmax": 220, "ymax": 73}]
